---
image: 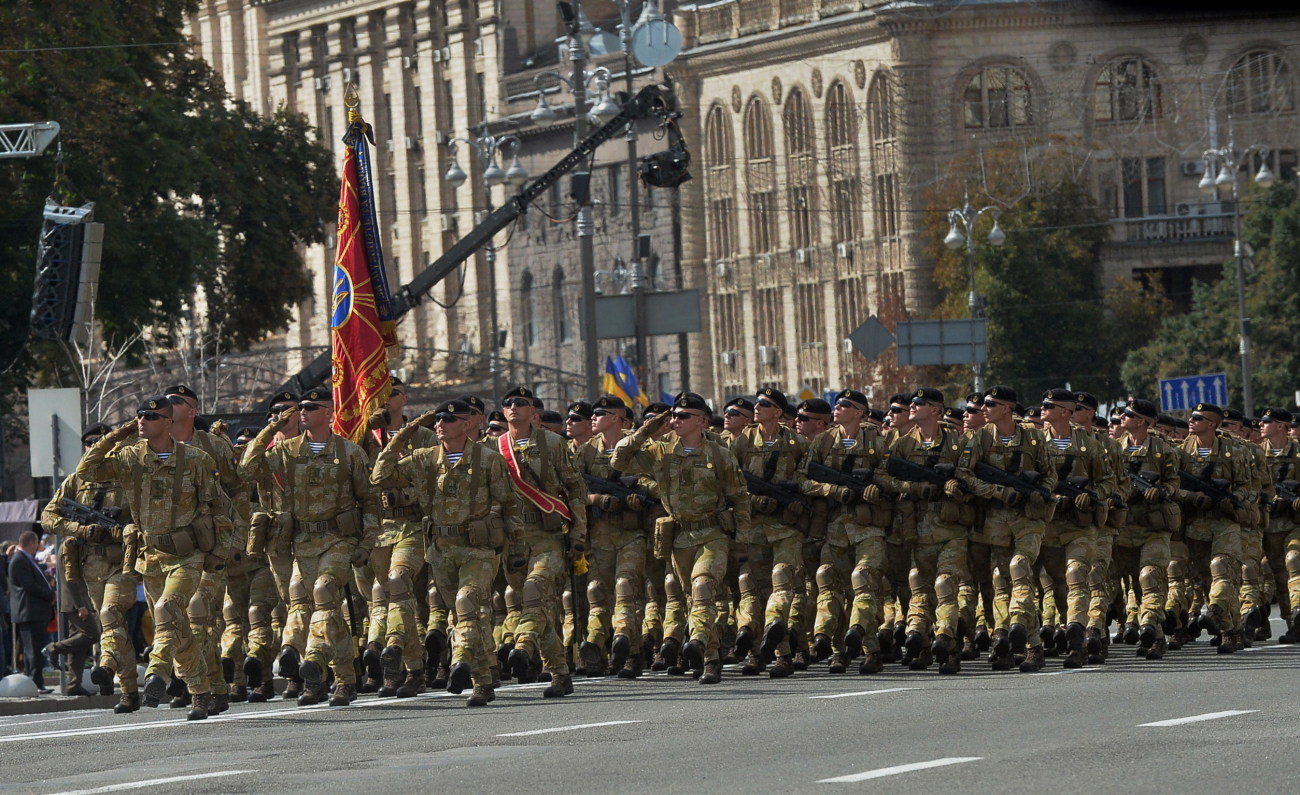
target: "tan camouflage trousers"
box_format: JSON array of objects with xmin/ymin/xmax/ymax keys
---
[
  {"xmin": 986, "ymin": 510, "xmax": 1045, "ymax": 642},
  {"xmin": 270, "ymin": 548, "xmax": 308, "ymax": 658},
  {"xmin": 1165, "ymin": 535, "xmax": 1191, "ymax": 625},
  {"xmin": 427, "ymin": 539, "xmax": 498, "ymax": 685},
  {"xmin": 642, "ymin": 554, "xmax": 668, "ymax": 646},
  {"xmin": 368, "ymin": 524, "xmax": 426, "ymax": 670},
  {"xmin": 1039, "ymin": 528, "xmax": 1097, "ymax": 628},
  {"xmin": 510, "ymin": 533, "xmax": 569, "ymax": 675},
  {"xmin": 219, "ymin": 562, "xmax": 250, "ymax": 685},
  {"xmin": 1186, "ymin": 519, "xmax": 1244, "ymax": 632},
  {"xmin": 734, "ymin": 535, "xmax": 772, "ymax": 638},
  {"xmin": 291, "ymin": 535, "xmax": 358, "ymax": 684},
  {"xmin": 585, "ymin": 526, "xmax": 648, "ymax": 649},
  {"xmin": 815, "ymin": 528, "xmax": 887, "ymax": 654},
  {"xmin": 1239, "ymin": 529, "xmax": 1264, "ymax": 619},
  {"xmin": 1113, "ymin": 533, "xmax": 1171, "ymax": 639},
  {"xmin": 658, "ymin": 558, "xmax": 689, "ymax": 644},
  {"xmin": 1087, "ymin": 535, "xmax": 1117, "ymax": 632},
  {"xmin": 883, "ymin": 537, "xmax": 915, "ymax": 632},
  {"xmin": 230, "ymin": 558, "xmax": 279, "ymax": 670},
  {"xmin": 141, "ymin": 552, "xmax": 208, "ymax": 694},
  {"xmin": 187, "ymin": 571, "xmax": 228, "ymax": 694},
  {"xmin": 1263, "ymin": 526, "xmax": 1300, "ymax": 618},
  {"xmin": 85, "ymin": 557, "xmax": 140, "ymax": 693},
  {"xmin": 961, "ymin": 539, "xmax": 996, "ymax": 636},
  {"xmin": 762, "ymin": 533, "xmax": 804, "ymax": 656},
  {"xmin": 670, "ymin": 536, "xmax": 730, "ymax": 662},
  {"xmin": 907, "ymin": 537, "xmax": 968, "ymax": 640},
  {"xmin": 790, "ymin": 537, "xmax": 821, "ymax": 650}
]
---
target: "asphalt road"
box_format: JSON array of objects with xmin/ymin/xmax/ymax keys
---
[{"xmin": 2, "ymin": 619, "xmax": 1298, "ymax": 795}]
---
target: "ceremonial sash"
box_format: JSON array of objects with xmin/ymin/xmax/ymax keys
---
[{"xmin": 498, "ymin": 433, "xmax": 574, "ymax": 522}]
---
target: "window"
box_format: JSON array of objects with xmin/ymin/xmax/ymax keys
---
[
  {"xmin": 1095, "ymin": 57, "xmax": 1161, "ymax": 123},
  {"xmin": 755, "ymin": 288, "xmax": 781, "ymax": 365},
  {"xmin": 553, "ymin": 267, "xmax": 569, "ymax": 342},
  {"xmin": 716, "ymin": 292, "xmax": 740, "ymax": 368},
  {"xmin": 743, "ymin": 97, "xmax": 778, "ymax": 254},
  {"xmin": 521, "ymin": 270, "xmax": 538, "ymax": 347},
  {"xmin": 1111, "ymin": 157, "xmax": 1167, "ymax": 218},
  {"xmin": 1227, "ymin": 49, "xmax": 1295, "ymax": 116},
  {"xmin": 963, "ymin": 65, "xmax": 1033, "ymax": 129},
  {"xmin": 825, "ymin": 82, "xmax": 861, "ymax": 243},
  {"xmin": 608, "ymin": 167, "xmax": 622, "ymax": 215},
  {"xmin": 783, "ymin": 88, "xmax": 818, "ymax": 250},
  {"xmin": 704, "ymin": 104, "xmax": 737, "ymax": 260},
  {"xmin": 867, "ymin": 73, "xmax": 900, "ymax": 240}
]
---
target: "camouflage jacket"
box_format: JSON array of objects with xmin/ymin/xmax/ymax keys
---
[
  {"xmin": 77, "ymin": 437, "xmax": 223, "ymax": 536},
  {"xmin": 498, "ymin": 427, "xmax": 588, "ymax": 536},
  {"xmin": 611, "ymin": 430, "xmax": 751, "ymax": 528},
  {"xmin": 372, "ymin": 440, "xmax": 521, "ymax": 537}
]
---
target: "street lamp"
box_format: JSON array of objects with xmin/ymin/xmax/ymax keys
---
[
  {"xmin": 944, "ymin": 190, "xmax": 1006, "ymax": 394},
  {"xmin": 444, "ymin": 131, "xmax": 528, "ymax": 404},
  {"xmin": 1200, "ymin": 133, "xmax": 1272, "ymax": 416}
]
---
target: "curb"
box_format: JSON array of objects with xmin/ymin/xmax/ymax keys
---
[{"xmin": 0, "ymin": 678, "xmax": 289, "ymax": 717}]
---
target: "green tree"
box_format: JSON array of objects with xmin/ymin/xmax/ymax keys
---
[{"xmin": 0, "ymin": 0, "xmax": 336, "ymax": 409}]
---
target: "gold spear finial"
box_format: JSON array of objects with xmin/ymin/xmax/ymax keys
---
[{"xmin": 344, "ymin": 82, "xmax": 361, "ymax": 123}]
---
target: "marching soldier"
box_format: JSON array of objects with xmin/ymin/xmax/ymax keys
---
[
  {"xmin": 372, "ymin": 399, "xmax": 521, "ymax": 706},
  {"xmin": 721, "ymin": 397, "xmax": 755, "ymax": 441},
  {"xmin": 566, "ymin": 401, "xmax": 595, "ymax": 452},
  {"xmin": 1258, "ymin": 408, "xmax": 1300, "ymax": 642},
  {"xmin": 1074, "ymin": 391, "xmax": 1127, "ymax": 664},
  {"xmin": 77, "ymin": 397, "xmax": 228, "ymax": 720},
  {"xmin": 497, "ymin": 386, "xmax": 588, "ymax": 698},
  {"xmin": 239, "ymin": 388, "xmax": 379, "ymax": 706},
  {"xmin": 612, "ymin": 393, "xmax": 750, "ymax": 684}
]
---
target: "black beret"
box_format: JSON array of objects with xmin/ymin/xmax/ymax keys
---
[
  {"xmin": 302, "ymin": 387, "xmax": 332, "ymax": 403},
  {"xmin": 1156, "ymin": 414, "xmax": 1180, "ymax": 428},
  {"xmin": 1014, "ymin": 403, "xmax": 1026, "ymax": 416},
  {"xmin": 868, "ymin": 408, "xmax": 886, "ymax": 423},
  {"xmin": 834, "ymin": 389, "xmax": 869, "ymax": 410},
  {"xmin": 1128, "ymin": 399, "xmax": 1158, "ymax": 420},
  {"xmin": 434, "ymin": 399, "xmax": 472, "ymax": 416},
  {"xmin": 164, "ymin": 384, "xmax": 198, "ymax": 402},
  {"xmin": 540, "ymin": 410, "xmax": 564, "ymax": 424},
  {"xmin": 1223, "ymin": 407, "xmax": 1245, "ymax": 422},
  {"xmin": 985, "ymin": 385, "xmax": 1017, "ymax": 404},
  {"xmin": 137, "ymin": 395, "xmax": 173, "ymax": 415},
  {"xmin": 888, "ymin": 393, "xmax": 909, "ymax": 406},
  {"xmin": 965, "ymin": 392, "xmax": 985, "ymax": 407},
  {"xmin": 567, "ymin": 400, "xmax": 594, "ymax": 420},
  {"xmin": 798, "ymin": 398, "xmax": 833, "ymax": 417},
  {"xmin": 755, "ymin": 387, "xmax": 789, "ymax": 412},
  {"xmin": 1192, "ymin": 402, "xmax": 1225, "ymax": 418},
  {"xmin": 1025, "ymin": 405, "xmax": 1042, "ymax": 418},
  {"xmin": 1092, "ymin": 416, "xmax": 1108, "ymax": 429},
  {"xmin": 235, "ymin": 426, "xmax": 259, "ymax": 441},
  {"xmin": 724, "ymin": 396, "xmax": 756, "ymax": 413},
  {"xmin": 458, "ymin": 395, "xmax": 486, "ymax": 415},
  {"xmin": 531, "ymin": 397, "xmax": 545, "ymax": 410},
  {"xmin": 1075, "ymin": 391, "xmax": 1098, "ymax": 411},
  {"xmin": 502, "ymin": 385, "xmax": 536, "ymax": 400},
  {"xmin": 674, "ymin": 392, "xmax": 710, "ymax": 413},
  {"xmin": 487, "ymin": 410, "xmax": 506, "ymax": 424},
  {"xmin": 80, "ymin": 422, "xmax": 111, "ymax": 442},
  {"xmin": 1262, "ymin": 407, "xmax": 1294, "ymax": 423},
  {"xmin": 944, "ymin": 407, "xmax": 964, "ymax": 422},
  {"xmin": 1043, "ymin": 388, "xmax": 1075, "ymax": 404},
  {"xmin": 643, "ymin": 401, "xmax": 671, "ymax": 419},
  {"xmin": 593, "ymin": 395, "xmax": 632, "ymax": 419},
  {"xmin": 266, "ymin": 390, "xmax": 298, "ymax": 409},
  {"xmin": 913, "ymin": 387, "xmax": 944, "ymax": 405}
]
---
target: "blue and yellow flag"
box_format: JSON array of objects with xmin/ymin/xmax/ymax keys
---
[{"xmin": 603, "ymin": 356, "xmax": 648, "ymax": 407}]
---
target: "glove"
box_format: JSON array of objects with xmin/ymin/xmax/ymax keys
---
[
  {"xmin": 752, "ymin": 495, "xmax": 778, "ymax": 514},
  {"xmin": 862, "ymin": 484, "xmax": 882, "ymax": 503},
  {"xmin": 202, "ymin": 553, "xmax": 227, "ymax": 573},
  {"xmin": 1000, "ymin": 487, "xmax": 1023, "ymax": 508},
  {"xmin": 507, "ymin": 547, "xmax": 528, "ymax": 573},
  {"xmin": 1191, "ymin": 493, "xmax": 1214, "ymax": 510},
  {"xmin": 625, "ymin": 493, "xmax": 645, "ymax": 511},
  {"xmin": 1291, "ymin": 497, "xmax": 1300, "ymax": 513},
  {"xmin": 1217, "ymin": 499, "xmax": 1237, "ymax": 517},
  {"xmin": 1142, "ymin": 486, "xmax": 1163, "ymax": 502},
  {"xmin": 367, "ymin": 407, "xmax": 391, "ymax": 430},
  {"xmin": 833, "ymin": 486, "xmax": 859, "ymax": 505},
  {"xmin": 943, "ymin": 479, "xmax": 963, "ymax": 499},
  {"xmin": 1073, "ymin": 492, "xmax": 1093, "ymax": 511},
  {"xmin": 349, "ymin": 545, "xmax": 371, "ymax": 568},
  {"xmin": 910, "ymin": 482, "xmax": 938, "ymax": 501},
  {"xmin": 592, "ymin": 493, "xmax": 620, "ymax": 511}
]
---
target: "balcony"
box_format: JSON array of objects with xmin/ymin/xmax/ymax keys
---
[{"xmin": 1109, "ymin": 206, "xmax": 1234, "ymax": 245}]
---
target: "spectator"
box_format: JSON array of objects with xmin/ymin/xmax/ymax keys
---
[
  {"xmin": 8, "ymin": 530, "xmax": 56, "ymax": 693},
  {"xmin": 1, "ymin": 541, "xmax": 13, "ymax": 676}
]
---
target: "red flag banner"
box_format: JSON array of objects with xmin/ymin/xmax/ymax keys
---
[{"xmin": 331, "ymin": 139, "xmax": 390, "ymax": 443}]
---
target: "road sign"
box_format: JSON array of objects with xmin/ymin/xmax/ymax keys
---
[
  {"xmin": 27, "ymin": 387, "xmax": 82, "ymax": 479},
  {"xmin": 847, "ymin": 315, "xmax": 894, "ymax": 359},
  {"xmin": 1159, "ymin": 372, "xmax": 1227, "ymax": 412},
  {"xmin": 594, "ymin": 289, "xmax": 702, "ymax": 339},
  {"xmin": 896, "ymin": 319, "xmax": 987, "ymax": 367}
]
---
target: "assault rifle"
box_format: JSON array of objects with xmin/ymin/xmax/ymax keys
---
[
  {"xmin": 972, "ymin": 462, "xmax": 1053, "ymax": 501},
  {"xmin": 1054, "ymin": 475, "xmax": 1104, "ymax": 508},
  {"xmin": 1271, "ymin": 479, "xmax": 1299, "ymax": 508},
  {"xmin": 743, "ymin": 472, "xmax": 809, "ymax": 511},
  {"xmin": 57, "ymin": 498, "xmax": 125, "ymax": 540},
  {"xmin": 1178, "ymin": 469, "xmax": 1243, "ymax": 509},
  {"xmin": 1128, "ymin": 468, "xmax": 1164, "ymax": 500},
  {"xmin": 885, "ymin": 456, "xmax": 967, "ymax": 493},
  {"xmin": 805, "ymin": 460, "xmax": 876, "ymax": 495},
  {"xmin": 582, "ymin": 473, "xmax": 659, "ymax": 514}
]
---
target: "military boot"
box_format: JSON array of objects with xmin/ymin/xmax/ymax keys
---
[
  {"xmin": 282, "ymin": 678, "xmax": 303, "ymax": 700},
  {"xmin": 731, "ymin": 626, "xmax": 755, "ymax": 658},
  {"xmin": 975, "ymin": 626, "xmax": 991, "ymax": 652},
  {"xmin": 908, "ymin": 646, "xmax": 933, "ymax": 671},
  {"xmin": 1062, "ymin": 622, "xmax": 1086, "ymax": 668},
  {"xmin": 1255, "ymin": 605, "xmax": 1272, "ymax": 641},
  {"xmin": 186, "ymin": 693, "xmax": 209, "ymax": 721},
  {"xmin": 1145, "ymin": 637, "xmax": 1167, "ymax": 661},
  {"xmin": 490, "ymin": 665, "xmax": 502, "ymax": 689},
  {"xmin": 361, "ymin": 641, "xmax": 383, "ymax": 683},
  {"xmin": 642, "ymin": 634, "xmax": 658, "ymax": 668},
  {"xmin": 659, "ymin": 637, "xmax": 683, "ymax": 675},
  {"xmin": 933, "ymin": 635, "xmax": 960, "ymax": 675},
  {"xmin": 114, "ymin": 691, "xmax": 141, "ymax": 714},
  {"xmin": 616, "ymin": 648, "xmax": 643, "ymax": 680},
  {"xmin": 1039, "ymin": 625, "xmax": 1056, "ymax": 655},
  {"xmin": 1218, "ymin": 629, "xmax": 1238, "ymax": 654},
  {"xmin": 277, "ymin": 645, "xmax": 301, "ymax": 681},
  {"xmin": 90, "ymin": 665, "xmax": 115, "ymax": 697},
  {"xmin": 610, "ymin": 634, "xmax": 632, "ymax": 674},
  {"xmin": 902, "ymin": 631, "xmax": 925, "ymax": 667},
  {"xmin": 297, "ymin": 661, "xmax": 327, "ymax": 706},
  {"xmin": 788, "ymin": 627, "xmax": 808, "ymax": 670},
  {"xmin": 1200, "ymin": 605, "xmax": 1222, "ymax": 637},
  {"xmin": 989, "ymin": 629, "xmax": 1013, "ymax": 671},
  {"xmin": 466, "ymin": 684, "xmax": 494, "ymax": 707},
  {"xmin": 740, "ymin": 652, "xmax": 764, "ymax": 676},
  {"xmin": 579, "ymin": 641, "xmax": 607, "ymax": 677},
  {"xmin": 1279, "ymin": 610, "xmax": 1300, "ymax": 644},
  {"xmin": 168, "ymin": 676, "xmax": 188, "ymax": 709},
  {"xmin": 844, "ymin": 626, "xmax": 865, "ymax": 661},
  {"xmin": 446, "ymin": 661, "xmax": 473, "ymax": 695},
  {"xmin": 328, "ymin": 681, "xmax": 355, "ymax": 707},
  {"xmin": 1137, "ymin": 624, "xmax": 1158, "ymax": 658},
  {"xmin": 430, "ymin": 663, "xmax": 449, "ymax": 689},
  {"xmin": 858, "ymin": 651, "xmax": 884, "ymax": 675},
  {"xmin": 248, "ymin": 680, "xmax": 275, "ymax": 703},
  {"xmin": 243, "ymin": 656, "xmax": 263, "ymax": 694},
  {"xmin": 681, "ymin": 638, "xmax": 706, "ymax": 677},
  {"xmin": 960, "ymin": 636, "xmax": 979, "ymax": 661},
  {"xmin": 699, "ymin": 660, "xmax": 723, "ymax": 685},
  {"xmin": 1085, "ymin": 627, "xmax": 1105, "ymax": 665},
  {"xmin": 768, "ymin": 655, "xmax": 794, "ymax": 679},
  {"xmin": 507, "ymin": 648, "xmax": 532, "ymax": 684},
  {"xmin": 759, "ymin": 620, "xmax": 787, "ymax": 662},
  {"xmin": 813, "ymin": 633, "xmax": 834, "ymax": 662},
  {"xmin": 379, "ymin": 645, "xmax": 403, "ymax": 697},
  {"xmin": 827, "ymin": 652, "xmax": 848, "ymax": 674},
  {"xmin": 1018, "ymin": 645, "xmax": 1045, "ymax": 673},
  {"xmin": 229, "ymin": 684, "xmax": 247, "ymax": 703},
  {"xmin": 542, "ymin": 673, "xmax": 573, "ymax": 698},
  {"xmin": 141, "ymin": 674, "xmax": 166, "ymax": 709},
  {"xmin": 221, "ymin": 656, "xmax": 236, "ymax": 685},
  {"xmin": 396, "ymin": 668, "xmax": 425, "ymax": 698}
]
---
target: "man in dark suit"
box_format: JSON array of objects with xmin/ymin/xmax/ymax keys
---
[
  {"xmin": 9, "ymin": 530, "xmax": 55, "ymax": 692},
  {"xmin": 1, "ymin": 543, "xmax": 12, "ymax": 676}
]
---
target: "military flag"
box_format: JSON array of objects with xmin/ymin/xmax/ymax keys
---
[{"xmin": 602, "ymin": 355, "xmax": 648, "ymax": 407}]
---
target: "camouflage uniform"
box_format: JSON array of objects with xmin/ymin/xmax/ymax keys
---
[
  {"xmin": 239, "ymin": 428, "xmax": 379, "ymax": 689},
  {"xmin": 1111, "ymin": 429, "xmax": 1180, "ymax": 653},
  {"xmin": 1262, "ymin": 436, "xmax": 1300, "ymax": 635}
]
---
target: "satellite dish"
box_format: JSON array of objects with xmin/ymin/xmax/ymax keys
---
[{"xmin": 630, "ymin": 2, "xmax": 682, "ymax": 68}]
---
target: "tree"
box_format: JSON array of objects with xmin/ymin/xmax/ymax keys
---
[{"xmin": 0, "ymin": 0, "xmax": 336, "ymax": 419}]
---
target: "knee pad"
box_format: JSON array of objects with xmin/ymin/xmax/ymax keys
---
[
  {"xmin": 493, "ymin": 591, "xmax": 506, "ymax": 613},
  {"xmin": 1286, "ymin": 549, "xmax": 1300, "ymax": 573},
  {"xmin": 521, "ymin": 578, "xmax": 544, "ymax": 610},
  {"xmin": 371, "ymin": 578, "xmax": 387, "ymax": 605},
  {"xmin": 187, "ymin": 592, "xmax": 211, "ymax": 622},
  {"xmin": 908, "ymin": 567, "xmax": 923, "ymax": 591},
  {"xmin": 771, "ymin": 564, "xmax": 794, "ymax": 590},
  {"xmin": 935, "ymin": 573, "xmax": 956, "ymax": 601},
  {"xmin": 815, "ymin": 564, "xmax": 838, "ymax": 592},
  {"xmin": 850, "ymin": 567, "xmax": 877, "ymax": 596},
  {"xmin": 1209, "ymin": 555, "xmax": 1234, "ymax": 580},
  {"xmin": 249, "ymin": 604, "xmax": 270, "ymax": 628},
  {"xmin": 586, "ymin": 578, "xmax": 608, "ymax": 606},
  {"xmin": 313, "ymin": 576, "xmax": 341, "ymax": 611},
  {"xmin": 386, "ymin": 570, "xmax": 412, "ymax": 602},
  {"xmin": 98, "ymin": 604, "xmax": 124, "ymax": 631},
  {"xmin": 1138, "ymin": 566, "xmax": 1162, "ymax": 593},
  {"xmin": 614, "ymin": 575, "xmax": 639, "ymax": 602},
  {"xmin": 1167, "ymin": 560, "xmax": 1186, "ymax": 580},
  {"xmin": 454, "ymin": 587, "xmax": 481, "ymax": 624},
  {"xmin": 154, "ymin": 595, "xmax": 187, "ymax": 632},
  {"xmin": 561, "ymin": 589, "xmax": 574, "ymax": 612},
  {"xmin": 1065, "ymin": 561, "xmax": 1088, "ymax": 588},
  {"xmin": 222, "ymin": 599, "xmax": 241, "ymax": 625},
  {"xmin": 1009, "ymin": 554, "xmax": 1031, "ymax": 582},
  {"xmin": 502, "ymin": 585, "xmax": 520, "ymax": 612},
  {"xmin": 691, "ymin": 575, "xmax": 716, "ymax": 604},
  {"xmin": 289, "ymin": 576, "xmax": 311, "ymax": 608},
  {"xmin": 737, "ymin": 569, "xmax": 756, "ymax": 595}
]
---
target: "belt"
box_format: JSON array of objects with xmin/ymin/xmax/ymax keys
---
[
  {"xmin": 296, "ymin": 517, "xmax": 336, "ymax": 535},
  {"xmin": 520, "ymin": 508, "xmax": 543, "ymax": 525},
  {"xmin": 677, "ymin": 517, "xmax": 721, "ymax": 533},
  {"xmin": 428, "ymin": 524, "xmax": 467, "ymax": 537},
  {"xmin": 382, "ymin": 504, "xmax": 423, "ymax": 521},
  {"xmin": 143, "ymin": 533, "xmax": 177, "ymax": 553}
]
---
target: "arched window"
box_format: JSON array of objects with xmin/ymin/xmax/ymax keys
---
[
  {"xmin": 521, "ymin": 269, "xmax": 537, "ymax": 347},
  {"xmin": 866, "ymin": 72, "xmax": 900, "ymax": 240},
  {"xmin": 552, "ymin": 266, "xmax": 569, "ymax": 343},
  {"xmin": 703, "ymin": 104, "xmax": 737, "ymax": 260},
  {"xmin": 783, "ymin": 88, "xmax": 818, "ymax": 250},
  {"xmin": 1095, "ymin": 57, "xmax": 1161, "ymax": 123},
  {"xmin": 825, "ymin": 81, "xmax": 861, "ymax": 243},
  {"xmin": 1226, "ymin": 49, "xmax": 1294, "ymax": 116},
  {"xmin": 743, "ymin": 96, "xmax": 778, "ymax": 253},
  {"xmin": 963, "ymin": 65, "xmax": 1033, "ymax": 129}
]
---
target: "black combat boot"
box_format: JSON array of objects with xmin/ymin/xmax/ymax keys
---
[
  {"xmin": 508, "ymin": 648, "xmax": 532, "ymax": 684},
  {"xmin": 812, "ymin": 633, "xmax": 834, "ymax": 662},
  {"xmin": 731, "ymin": 626, "xmax": 755, "ymax": 657},
  {"xmin": 681, "ymin": 638, "xmax": 706, "ymax": 676},
  {"xmin": 759, "ymin": 620, "xmax": 787, "ymax": 662},
  {"xmin": 91, "ymin": 665, "xmax": 115, "ymax": 697},
  {"xmin": 768, "ymin": 655, "xmax": 794, "ymax": 679},
  {"xmin": 297, "ymin": 661, "xmax": 326, "ymax": 706},
  {"xmin": 396, "ymin": 669, "xmax": 425, "ymax": 698},
  {"xmin": 610, "ymin": 634, "xmax": 632, "ymax": 674},
  {"xmin": 379, "ymin": 645, "xmax": 403, "ymax": 697},
  {"xmin": 446, "ymin": 662, "xmax": 473, "ymax": 695},
  {"xmin": 579, "ymin": 641, "xmax": 607, "ymax": 677},
  {"xmin": 277, "ymin": 645, "xmax": 301, "ymax": 681},
  {"xmin": 844, "ymin": 626, "xmax": 865, "ymax": 661},
  {"xmin": 362, "ymin": 641, "xmax": 383, "ymax": 683}
]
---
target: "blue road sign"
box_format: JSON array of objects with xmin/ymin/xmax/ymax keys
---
[{"xmin": 1159, "ymin": 373, "xmax": 1227, "ymax": 412}]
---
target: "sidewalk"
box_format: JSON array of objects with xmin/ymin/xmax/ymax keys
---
[{"xmin": 0, "ymin": 678, "xmax": 289, "ymax": 717}]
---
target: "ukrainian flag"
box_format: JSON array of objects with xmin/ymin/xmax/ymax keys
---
[{"xmin": 603, "ymin": 356, "xmax": 648, "ymax": 407}]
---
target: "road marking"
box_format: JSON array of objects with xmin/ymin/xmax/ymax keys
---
[
  {"xmin": 1030, "ymin": 668, "xmax": 1100, "ymax": 676},
  {"xmin": 818, "ymin": 757, "xmax": 982, "ymax": 783},
  {"xmin": 0, "ymin": 713, "xmax": 108, "ymax": 727},
  {"xmin": 809, "ymin": 687, "xmax": 916, "ymax": 700},
  {"xmin": 497, "ymin": 719, "xmax": 644, "ymax": 738},
  {"xmin": 44, "ymin": 770, "xmax": 256, "ymax": 795},
  {"xmin": 1138, "ymin": 710, "xmax": 1257, "ymax": 727}
]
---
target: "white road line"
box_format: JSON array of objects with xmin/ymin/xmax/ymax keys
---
[
  {"xmin": 818, "ymin": 757, "xmax": 983, "ymax": 783},
  {"xmin": 497, "ymin": 719, "xmax": 643, "ymax": 738},
  {"xmin": 1030, "ymin": 668, "xmax": 1100, "ymax": 676},
  {"xmin": 1138, "ymin": 710, "xmax": 1257, "ymax": 727},
  {"xmin": 809, "ymin": 687, "xmax": 917, "ymax": 700},
  {"xmin": 44, "ymin": 770, "xmax": 256, "ymax": 795},
  {"xmin": 0, "ymin": 713, "xmax": 108, "ymax": 727}
]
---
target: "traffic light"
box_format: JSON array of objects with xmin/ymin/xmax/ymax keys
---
[{"xmin": 29, "ymin": 200, "xmax": 102, "ymax": 344}]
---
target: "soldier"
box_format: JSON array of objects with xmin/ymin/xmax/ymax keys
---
[
  {"xmin": 959, "ymin": 392, "xmax": 994, "ymax": 659},
  {"xmin": 76, "ymin": 397, "xmax": 228, "ymax": 720},
  {"xmin": 238, "ymin": 388, "xmax": 379, "ymax": 706},
  {"xmin": 791, "ymin": 398, "xmax": 833, "ymax": 666},
  {"xmin": 1223, "ymin": 408, "xmax": 1269, "ymax": 643},
  {"xmin": 612, "ymin": 393, "xmax": 749, "ymax": 684},
  {"xmin": 540, "ymin": 410, "xmax": 566, "ymax": 436},
  {"xmin": 497, "ymin": 386, "xmax": 588, "ymax": 698},
  {"xmin": 1036, "ymin": 388, "xmax": 1117, "ymax": 668},
  {"xmin": 637, "ymin": 402, "xmax": 680, "ymax": 670},
  {"xmin": 1258, "ymin": 408, "xmax": 1300, "ymax": 642},
  {"xmin": 46, "ymin": 541, "xmax": 99, "ymax": 696},
  {"xmin": 800, "ymin": 389, "xmax": 891, "ymax": 674},
  {"xmin": 228, "ymin": 421, "xmax": 282, "ymax": 703},
  {"xmin": 372, "ymin": 400, "xmax": 520, "ymax": 706},
  {"xmin": 40, "ymin": 424, "xmax": 140, "ymax": 711},
  {"xmin": 1075, "ymin": 391, "xmax": 1127, "ymax": 664},
  {"xmin": 360, "ymin": 378, "xmax": 437, "ymax": 697},
  {"xmin": 721, "ymin": 397, "xmax": 755, "ymax": 441},
  {"xmin": 573, "ymin": 395, "xmax": 650, "ymax": 677},
  {"xmin": 566, "ymin": 401, "xmax": 595, "ymax": 451},
  {"xmin": 486, "ymin": 411, "xmax": 508, "ymax": 439}
]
